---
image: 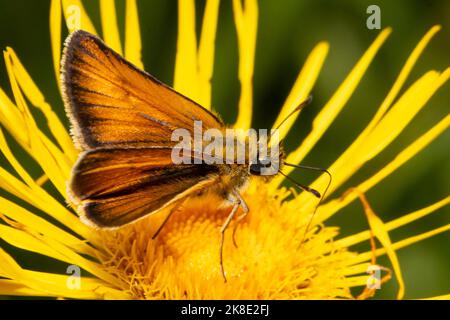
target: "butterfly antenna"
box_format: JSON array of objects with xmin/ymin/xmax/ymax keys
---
[
  {"xmin": 275, "ymin": 95, "xmax": 313, "ymax": 132},
  {"xmin": 281, "ymin": 162, "xmax": 332, "ymax": 247},
  {"xmin": 278, "ymin": 171, "xmax": 321, "ymax": 198},
  {"xmin": 268, "ymin": 96, "xmax": 313, "ymax": 146}
]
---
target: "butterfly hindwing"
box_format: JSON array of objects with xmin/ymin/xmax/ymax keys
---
[
  {"xmin": 61, "ymin": 30, "xmax": 224, "ymax": 150},
  {"xmin": 69, "ymin": 147, "xmax": 220, "ymax": 228}
]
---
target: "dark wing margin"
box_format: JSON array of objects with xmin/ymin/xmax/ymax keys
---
[
  {"xmin": 61, "ymin": 30, "xmax": 224, "ymax": 150},
  {"xmin": 68, "ymin": 147, "xmax": 220, "ymax": 228}
]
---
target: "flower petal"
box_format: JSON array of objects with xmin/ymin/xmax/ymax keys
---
[
  {"xmin": 350, "ymin": 224, "xmax": 450, "ymax": 266},
  {"xmin": 0, "ymin": 223, "xmax": 75, "ymax": 264},
  {"xmin": 174, "ymin": 0, "xmax": 198, "ymax": 99},
  {"xmin": 0, "ymin": 222, "xmax": 124, "ymax": 289},
  {"xmin": 197, "ymin": 0, "xmax": 220, "ymax": 109},
  {"xmin": 272, "ymin": 28, "xmax": 391, "ymax": 188},
  {"xmin": 125, "ymin": 0, "xmax": 143, "ymax": 69},
  {"xmin": 296, "ymin": 69, "xmax": 450, "ymax": 212},
  {"xmin": 366, "ymin": 26, "xmax": 441, "ymax": 129},
  {"xmin": 0, "ymin": 88, "xmax": 29, "ymax": 148},
  {"xmin": 100, "ymin": 0, "xmax": 123, "ymax": 55},
  {"xmin": 318, "ymin": 113, "xmax": 450, "ymax": 222},
  {"xmin": 0, "ymin": 279, "xmax": 127, "ymax": 299},
  {"xmin": 7, "ymin": 48, "xmax": 77, "ymax": 162},
  {"xmin": 0, "ymin": 127, "xmax": 93, "ymax": 240},
  {"xmin": 335, "ymin": 196, "xmax": 450, "ymax": 248},
  {"xmin": 3, "ymin": 50, "xmax": 68, "ymax": 194},
  {"xmin": 353, "ymin": 71, "xmax": 449, "ymax": 164},
  {"xmin": 61, "ymin": 0, "xmax": 97, "ymax": 34},
  {"xmin": 420, "ymin": 294, "xmax": 450, "ymax": 300},
  {"xmin": 50, "ymin": 0, "xmax": 62, "ymax": 82},
  {"xmin": 0, "ymin": 280, "xmax": 56, "ymax": 297},
  {"xmin": 233, "ymin": 0, "xmax": 258, "ymax": 130},
  {"xmin": 344, "ymin": 275, "xmax": 373, "ymax": 288},
  {"xmin": 341, "ymin": 262, "xmax": 371, "ymax": 276},
  {"xmin": 290, "ymin": 26, "xmax": 441, "ymax": 197},
  {"xmin": 272, "ymin": 42, "xmax": 329, "ymax": 140},
  {"xmin": 350, "ymin": 191, "xmax": 405, "ymax": 299},
  {"xmin": 0, "ymin": 171, "xmax": 92, "ymax": 240},
  {"xmin": 0, "ymin": 196, "xmax": 96, "ymax": 257},
  {"xmin": 0, "ymin": 249, "xmax": 128, "ymax": 299}
]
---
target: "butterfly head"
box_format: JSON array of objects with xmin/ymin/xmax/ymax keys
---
[{"xmin": 248, "ymin": 145, "xmax": 285, "ymax": 177}]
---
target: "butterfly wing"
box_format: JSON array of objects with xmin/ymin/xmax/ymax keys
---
[
  {"xmin": 69, "ymin": 147, "xmax": 220, "ymax": 228},
  {"xmin": 61, "ymin": 30, "xmax": 224, "ymax": 150}
]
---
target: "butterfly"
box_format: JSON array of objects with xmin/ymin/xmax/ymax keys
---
[{"xmin": 61, "ymin": 30, "xmax": 329, "ymax": 281}]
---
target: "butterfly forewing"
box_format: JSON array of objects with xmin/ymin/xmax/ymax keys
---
[
  {"xmin": 62, "ymin": 30, "xmax": 225, "ymax": 228},
  {"xmin": 62, "ymin": 30, "xmax": 224, "ymax": 150}
]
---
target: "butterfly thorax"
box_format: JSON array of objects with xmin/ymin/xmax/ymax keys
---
[{"xmin": 203, "ymin": 133, "xmax": 284, "ymax": 197}]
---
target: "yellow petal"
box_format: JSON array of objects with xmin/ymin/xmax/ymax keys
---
[
  {"xmin": 335, "ymin": 196, "xmax": 450, "ymax": 248},
  {"xmin": 0, "ymin": 87, "xmax": 71, "ymax": 186},
  {"xmin": 35, "ymin": 173, "xmax": 49, "ymax": 186},
  {"xmin": 174, "ymin": 0, "xmax": 198, "ymax": 99},
  {"xmin": 420, "ymin": 294, "xmax": 450, "ymax": 300},
  {"xmin": 0, "ymin": 88, "xmax": 29, "ymax": 148},
  {"xmin": 125, "ymin": 0, "xmax": 143, "ymax": 69},
  {"xmin": 341, "ymin": 262, "xmax": 372, "ymax": 276},
  {"xmin": 356, "ymin": 70, "xmax": 449, "ymax": 163},
  {"xmin": 0, "ymin": 129, "xmax": 72, "ymax": 228},
  {"xmin": 318, "ymin": 114, "xmax": 450, "ymax": 222},
  {"xmin": 296, "ymin": 69, "xmax": 450, "ymax": 212},
  {"xmin": 0, "ymin": 249, "xmax": 128, "ymax": 299},
  {"xmin": 3, "ymin": 50, "xmax": 68, "ymax": 194},
  {"xmin": 344, "ymin": 275, "xmax": 373, "ymax": 288},
  {"xmin": 0, "ymin": 223, "xmax": 74, "ymax": 264},
  {"xmin": 272, "ymin": 28, "xmax": 391, "ymax": 188},
  {"xmin": 100, "ymin": 0, "xmax": 123, "ymax": 55},
  {"xmin": 0, "ymin": 167, "xmax": 92, "ymax": 241},
  {"xmin": 0, "ymin": 168, "xmax": 41, "ymax": 208},
  {"xmin": 0, "ymin": 279, "xmax": 111, "ymax": 299},
  {"xmin": 0, "ymin": 222, "xmax": 123, "ymax": 289},
  {"xmin": 61, "ymin": 0, "xmax": 97, "ymax": 34},
  {"xmin": 365, "ymin": 26, "xmax": 441, "ymax": 129},
  {"xmin": 0, "ymin": 129, "xmax": 92, "ymax": 240},
  {"xmin": 50, "ymin": 0, "xmax": 62, "ymax": 83},
  {"xmin": 39, "ymin": 132, "xmax": 73, "ymax": 178},
  {"xmin": 350, "ymin": 191, "xmax": 405, "ymax": 299},
  {"xmin": 233, "ymin": 0, "xmax": 258, "ymax": 130},
  {"xmin": 197, "ymin": 0, "xmax": 220, "ymax": 109},
  {"xmin": 0, "ymin": 280, "xmax": 56, "ymax": 297},
  {"xmin": 351, "ymin": 224, "xmax": 450, "ymax": 266},
  {"xmin": 7, "ymin": 48, "xmax": 77, "ymax": 162},
  {"xmin": 0, "ymin": 128, "xmax": 36, "ymax": 188},
  {"xmin": 27, "ymin": 126, "xmax": 67, "ymax": 195},
  {"xmin": 0, "ymin": 196, "xmax": 97, "ymax": 257},
  {"xmin": 272, "ymin": 42, "xmax": 329, "ymax": 141},
  {"xmin": 292, "ymin": 26, "xmax": 441, "ymax": 198}
]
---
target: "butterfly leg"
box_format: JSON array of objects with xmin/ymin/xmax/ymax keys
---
[
  {"xmin": 152, "ymin": 199, "xmax": 185, "ymax": 239},
  {"xmin": 231, "ymin": 193, "xmax": 249, "ymax": 248},
  {"xmin": 219, "ymin": 196, "xmax": 241, "ymax": 283}
]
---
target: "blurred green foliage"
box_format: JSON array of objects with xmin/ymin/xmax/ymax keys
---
[{"xmin": 0, "ymin": 0, "xmax": 448, "ymax": 299}]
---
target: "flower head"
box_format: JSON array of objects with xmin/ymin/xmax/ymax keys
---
[{"xmin": 0, "ymin": 0, "xmax": 449, "ymax": 300}]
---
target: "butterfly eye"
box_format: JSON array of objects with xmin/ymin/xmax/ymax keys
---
[
  {"xmin": 249, "ymin": 159, "xmax": 272, "ymax": 175},
  {"xmin": 249, "ymin": 163, "xmax": 263, "ymax": 175}
]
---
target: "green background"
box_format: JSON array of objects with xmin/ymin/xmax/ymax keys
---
[{"xmin": 0, "ymin": 0, "xmax": 448, "ymax": 299}]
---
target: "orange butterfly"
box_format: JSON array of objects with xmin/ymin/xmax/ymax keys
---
[{"xmin": 62, "ymin": 30, "xmax": 329, "ymax": 281}]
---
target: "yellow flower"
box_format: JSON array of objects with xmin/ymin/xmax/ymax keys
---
[{"xmin": 0, "ymin": 0, "xmax": 449, "ymax": 300}]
